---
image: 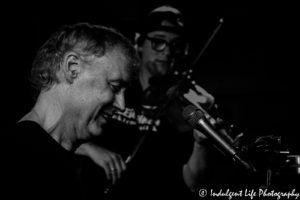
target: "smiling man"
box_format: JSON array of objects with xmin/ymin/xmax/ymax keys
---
[
  {"xmin": 2, "ymin": 22, "xmax": 138, "ymax": 200},
  {"xmin": 75, "ymin": 5, "xmax": 212, "ymax": 200}
]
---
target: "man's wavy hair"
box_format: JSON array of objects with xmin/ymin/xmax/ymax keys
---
[{"xmin": 30, "ymin": 22, "xmax": 139, "ymax": 94}]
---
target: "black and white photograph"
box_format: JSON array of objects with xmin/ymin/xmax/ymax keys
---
[{"xmin": 1, "ymin": 1, "xmax": 297, "ymax": 199}]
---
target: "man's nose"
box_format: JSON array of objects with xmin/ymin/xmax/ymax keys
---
[
  {"xmin": 113, "ymin": 93, "xmax": 125, "ymax": 112},
  {"xmin": 161, "ymin": 45, "xmax": 171, "ymax": 57}
]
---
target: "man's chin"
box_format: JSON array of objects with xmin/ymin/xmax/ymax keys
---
[
  {"xmin": 157, "ymin": 65, "xmax": 169, "ymax": 75},
  {"xmin": 87, "ymin": 123, "xmax": 103, "ymax": 138},
  {"xmin": 149, "ymin": 72, "xmax": 170, "ymax": 87}
]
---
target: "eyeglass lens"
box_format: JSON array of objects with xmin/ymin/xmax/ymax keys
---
[{"xmin": 146, "ymin": 36, "xmax": 185, "ymax": 54}]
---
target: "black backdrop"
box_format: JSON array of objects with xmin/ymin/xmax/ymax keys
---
[{"xmin": 1, "ymin": 2, "xmax": 296, "ymax": 150}]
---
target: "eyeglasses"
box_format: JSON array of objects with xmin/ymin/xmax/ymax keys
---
[{"xmin": 145, "ymin": 36, "xmax": 186, "ymax": 55}]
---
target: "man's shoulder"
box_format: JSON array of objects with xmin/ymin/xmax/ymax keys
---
[
  {"xmin": 5, "ymin": 120, "xmax": 43, "ymax": 132},
  {"xmin": 4, "ymin": 120, "xmax": 44, "ymax": 142},
  {"xmin": 3, "ymin": 120, "xmax": 63, "ymax": 157}
]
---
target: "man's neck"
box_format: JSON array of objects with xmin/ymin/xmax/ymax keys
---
[{"xmin": 20, "ymin": 89, "xmax": 75, "ymax": 151}]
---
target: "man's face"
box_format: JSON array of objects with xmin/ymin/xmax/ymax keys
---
[
  {"xmin": 67, "ymin": 48, "xmax": 130, "ymax": 140},
  {"xmin": 140, "ymin": 30, "xmax": 184, "ymax": 78}
]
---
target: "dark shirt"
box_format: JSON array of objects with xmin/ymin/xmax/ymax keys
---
[{"xmin": 1, "ymin": 121, "xmax": 84, "ymax": 200}]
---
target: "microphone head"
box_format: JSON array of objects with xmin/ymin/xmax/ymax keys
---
[{"xmin": 182, "ymin": 105, "xmax": 204, "ymax": 127}]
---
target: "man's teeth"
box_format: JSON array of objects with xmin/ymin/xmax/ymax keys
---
[{"xmin": 102, "ymin": 113, "xmax": 111, "ymax": 119}]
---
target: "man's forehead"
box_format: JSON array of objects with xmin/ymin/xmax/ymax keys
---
[
  {"xmin": 160, "ymin": 19, "xmax": 176, "ymax": 27},
  {"xmin": 104, "ymin": 49, "xmax": 131, "ymax": 82},
  {"xmin": 148, "ymin": 30, "xmax": 181, "ymax": 40}
]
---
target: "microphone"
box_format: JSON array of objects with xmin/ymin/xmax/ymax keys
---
[{"xmin": 182, "ymin": 105, "xmax": 256, "ymax": 172}]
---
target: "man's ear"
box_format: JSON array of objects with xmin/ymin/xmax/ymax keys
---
[
  {"xmin": 62, "ymin": 52, "xmax": 81, "ymax": 84},
  {"xmin": 134, "ymin": 32, "xmax": 144, "ymax": 53}
]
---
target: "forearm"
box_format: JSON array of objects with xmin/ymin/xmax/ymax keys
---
[{"xmin": 75, "ymin": 142, "xmax": 95, "ymax": 156}]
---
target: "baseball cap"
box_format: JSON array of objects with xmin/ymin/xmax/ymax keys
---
[{"xmin": 140, "ymin": 5, "xmax": 185, "ymax": 36}]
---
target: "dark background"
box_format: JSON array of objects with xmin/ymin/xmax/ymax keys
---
[{"xmin": 1, "ymin": 2, "xmax": 296, "ymax": 151}]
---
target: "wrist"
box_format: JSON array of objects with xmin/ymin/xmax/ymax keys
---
[{"xmin": 76, "ymin": 142, "xmax": 97, "ymax": 155}]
